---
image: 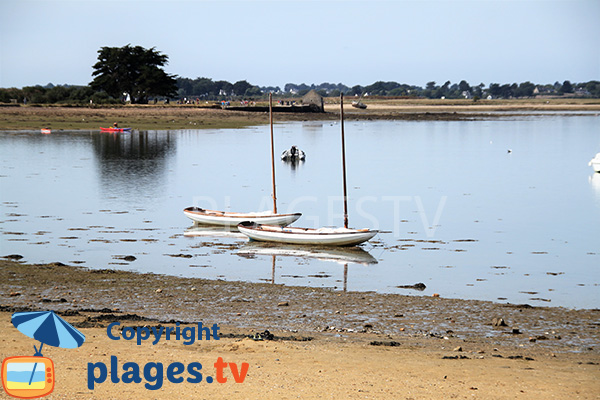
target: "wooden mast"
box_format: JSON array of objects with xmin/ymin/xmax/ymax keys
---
[
  {"xmin": 269, "ymin": 93, "xmax": 278, "ymax": 214},
  {"xmin": 340, "ymin": 93, "xmax": 349, "ymax": 228}
]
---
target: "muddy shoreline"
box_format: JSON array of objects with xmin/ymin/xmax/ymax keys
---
[
  {"xmin": 1, "ymin": 260, "xmax": 598, "ymax": 354},
  {"xmin": 1, "ymin": 99, "xmax": 599, "ymax": 130},
  {"xmin": 2, "ymin": 260, "xmax": 598, "ymax": 398}
]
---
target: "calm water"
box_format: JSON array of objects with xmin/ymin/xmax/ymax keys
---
[{"xmin": 1, "ymin": 115, "xmax": 599, "ymax": 308}]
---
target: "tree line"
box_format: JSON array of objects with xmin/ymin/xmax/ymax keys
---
[
  {"xmin": 276, "ymin": 80, "xmax": 600, "ymax": 99},
  {"xmin": 1, "ymin": 45, "xmax": 598, "ymax": 104}
]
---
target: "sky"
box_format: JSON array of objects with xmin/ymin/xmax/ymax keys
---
[{"xmin": 0, "ymin": 0, "xmax": 599, "ymax": 89}]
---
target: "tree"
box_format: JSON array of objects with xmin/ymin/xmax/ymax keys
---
[
  {"xmin": 348, "ymin": 85, "xmax": 364, "ymax": 96},
  {"xmin": 560, "ymin": 80, "xmax": 573, "ymax": 94},
  {"xmin": 499, "ymin": 84, "xmax": 514, "ymax": 98},
  {"xmin": 517, "ymin": 81, "xmax": 535, "ymax": 98},
  {"xmin": 434, "ymin": 81, "xmax": 451, "ymax": 98},
  {"xmin": 244, "ymin": 86, "xmax": 263, "ymax": 97},
  {"xmin": 215, "ymin": 81, "xmax": 233, "ymax": 97},
  {"xmin": 488, "ymin": 83, "xmax": 501, "ymax": 98},
  {"xmin": 472, "ymin": 83, "xmax": 485, "ymax": 98},
  {"xmin": 90, "ymin": 45, "xmax": 177, "ymax": 103},
  {"xmin": 458, "ymin": 80, "xmax": 471, "ymax": 93},
  {"xmin": 584, "ymin": 81, "xmax": 600, "ymax": 97},
  {"xmin": 232, "ymin": 80, "xmax": 252, "ymax": 97}
]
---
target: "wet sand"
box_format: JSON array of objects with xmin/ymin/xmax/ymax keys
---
[{"xmin": 1, "ymin": 260, "xmax": 598, "ymax": 399}]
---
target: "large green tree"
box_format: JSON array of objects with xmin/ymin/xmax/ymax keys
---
[{"xmin": 90, "ymin": 45, "xmax": 177, "ymax": 103}]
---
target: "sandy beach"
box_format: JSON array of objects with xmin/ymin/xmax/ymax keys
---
[{"xmin": 0, "ymin": 260, "xmax": 598, "ymax": 399}]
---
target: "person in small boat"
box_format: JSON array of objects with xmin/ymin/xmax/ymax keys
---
[
  {"xmin": 113, "ymin": 122, "xmax": 119, "ymax": 128},
  {"xmin": 281, "ymin": 145, "xmax": 306, "ymax": 161}
]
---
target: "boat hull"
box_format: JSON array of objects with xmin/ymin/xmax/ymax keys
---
[
  {"xmin": 183, "ymin": 207, "xmax": 300, "ymax": 227},
  {"xmin": 237, "ymin": 222, "xmax": 377, "ymax": 246},
  {"xmin": 100, "ymin": 127, "xmax": 132, "ymax": 132}
]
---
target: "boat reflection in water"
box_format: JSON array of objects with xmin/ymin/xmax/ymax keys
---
[
  {"xmin": 237, "ymin": 242, "xmax": 377, "ymax": 265},
  {"xmin": 237, "ymin": 242, "xmax": 377, "ymax": 291},
  {"xmin": 183, "ymin": 225, "xmax": 247, "ymax": 239},
  {"xmin": 590, "ymin": 173, "xmax": 600, "ymax": 203}
]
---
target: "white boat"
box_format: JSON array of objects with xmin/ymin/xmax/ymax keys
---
[
  {"xmin": 589, "ymin": 153, "xmax": 600, "ymax": 172},
  {"xmin": 238, "ymin": 222, "xmax": 377, "ymax": 247},
  {"xmin": 183, "ymin": 207, "xmax": 300, "ymax": 227},
  {"xmin": 183, "ymin": 94, "xmax": 301, "ymax": 228}
]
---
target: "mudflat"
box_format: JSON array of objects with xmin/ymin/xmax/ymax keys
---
[
  {"xmin": 0, "ymin": 260, "xmax": 598, "ymax": 399},
  {"xmin": 1, "ymin": 98, "xmax": 599, "ymax": 130}
]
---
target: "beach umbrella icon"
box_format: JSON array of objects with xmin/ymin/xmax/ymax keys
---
[{"xmin": 11, "ymin": 311, "xmax": 85, "ymax": 385}]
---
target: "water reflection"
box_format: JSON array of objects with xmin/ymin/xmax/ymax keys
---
[
  {"xmin": 184, "ymin": 225, "xmax": 246, "ymax": 239},
  {"xmin": 91, "ymin": 131, "xmax": 175, "ymax": 199},
  {"xmin": 237, "ymin": 242, "xmax": 377, "ymax": 291},
  {"xmin": 301, "ymin": 122, "xmax": 324, "ymax": 132},
  {"xmin": 280, "ymin": 158, "xmax": 304, "ymax": 172},
  {"xmin": 590, "ymin": 173, "xmax": 600, "ymax": 204},
  {"xmin": 237, "ymin": 242, "xmax": 378, "ymax": 265}
]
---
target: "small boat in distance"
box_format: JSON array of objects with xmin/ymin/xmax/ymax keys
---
[
  {"xmin": 351, "ymin": 100, "xmax": 367, "ymax": 109},
  {"xmin": 184, "ymin": 207, "xmax": 300, "ymax": 227},
  {"xmin": 281, "ymin": 145, "xmax": 306, "ymax": 161},
  {"xmin": 238, "ymin": 222, "xmax": 377, "ymax": 247},
  {"xmin": 351, "ymin": 93, "xmax": 367, "ymax": 109},
  {"xmin": 41, "ymin": 128, "xmax": 51, "ymax": 134},
  {"xmin": 589, "ymin": 153, "xmax": 600, "ymax": 172},
  {"xmin": 100, "ymin": 127, "xmax": 132, "ymax": 132}
]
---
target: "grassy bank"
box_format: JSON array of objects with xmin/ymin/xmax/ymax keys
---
[{"xmin": 1, "ymin": 98, "xmax": 599, "ymax": 131}]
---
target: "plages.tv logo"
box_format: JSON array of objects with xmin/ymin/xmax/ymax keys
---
[{"xmin": 1, "ymin": 311, "xmax": 85, "ymax": 399}]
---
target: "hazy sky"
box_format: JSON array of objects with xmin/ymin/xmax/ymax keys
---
[{"xmin": 1, "ymin": 0, "xmax": 598, "ymax": 89}]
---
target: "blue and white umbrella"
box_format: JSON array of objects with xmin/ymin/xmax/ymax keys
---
[
  {"xmin": 11, "ymin": 311, "xmax": 86, "ymax": 385},
  {"xmin": 12, "ymin": 311, "xmax": 85, "ymax": 354},
  {"xmin": 11, "ymin": 311, "xmax": 85, "ymax": 385}
]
